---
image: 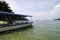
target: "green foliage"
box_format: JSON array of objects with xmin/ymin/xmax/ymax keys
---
[{"xmin": 0, "ymin": 1, "xmax": 12, "ymax": 12}]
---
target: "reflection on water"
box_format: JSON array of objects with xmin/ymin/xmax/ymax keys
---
[{"xmin": 0, "ymin": 20, "xmax": 60, "ymax": 40}]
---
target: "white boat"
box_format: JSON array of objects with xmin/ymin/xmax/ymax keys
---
[
  {"xmin": 0, "ymin": 21, "xmax": 32, "ymax": 32},
  {"xmin": 0, "ymin": 11, "xmax": 33, "ymax": 32}
]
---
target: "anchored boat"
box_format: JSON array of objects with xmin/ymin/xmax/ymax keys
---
[{"xmin": 0, "ymin": 11, "xmax": 33, "ymax": 32}]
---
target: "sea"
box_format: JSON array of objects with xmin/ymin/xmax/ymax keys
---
[{"xmin": 0, "ymin": 20, "xmax": 60, "ymax": 40}]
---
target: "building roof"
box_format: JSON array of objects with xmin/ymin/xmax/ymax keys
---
[{"xmin": 0, "ymin": 11, "xmax": 32, "ymax": 17}]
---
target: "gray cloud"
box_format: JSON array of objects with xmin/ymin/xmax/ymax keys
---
[{"xmin": 4, "ymin": 0, "xmax": 60, "ymax": 20}]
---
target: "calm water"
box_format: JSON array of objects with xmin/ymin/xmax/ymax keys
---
[{"xmin": 0, "ymin": 20, "xmax": 60, "ymax": 40}]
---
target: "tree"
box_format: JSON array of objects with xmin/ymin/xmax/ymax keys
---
[
  {"xmin": 0, "ymin": 1, "xmax": 13, "ymax": 12},
  {"xmin": 0, "ymin": 1, "xmax": 28, "ymax": 24}
]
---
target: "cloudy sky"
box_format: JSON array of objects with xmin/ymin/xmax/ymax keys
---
[{"xmin": 4, "ymin": 0, "xmax": 60, "ymax": 20}]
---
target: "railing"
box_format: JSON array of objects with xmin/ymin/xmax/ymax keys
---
[
  {"xmin": 13, "ymin": 20, "xmax": 32, "ymax": 24},
  {"xmin": 0, "ymin": 20, "xmax": 32, "ymax": 28}
]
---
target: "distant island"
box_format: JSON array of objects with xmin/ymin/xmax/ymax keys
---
[{"xmin": 54, "ymin": 18, "xmax": 60, "ymax": 20}]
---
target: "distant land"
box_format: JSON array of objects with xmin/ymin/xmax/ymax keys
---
[{"xmin": 54, "ymin": 18, "xmax": 60, "ymax": 20}]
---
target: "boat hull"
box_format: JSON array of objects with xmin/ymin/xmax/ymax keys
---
[{"xmin": 0, "ymin": 23, "xmax": 32, "ymax": 32}]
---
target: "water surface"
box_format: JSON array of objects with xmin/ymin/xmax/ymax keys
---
[{"xmin": 0, "ymin": 20, "xmax": 60, "ymax": 40}]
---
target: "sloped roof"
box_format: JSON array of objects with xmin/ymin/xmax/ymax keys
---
[{"xmin": 0, "ymin": 11, "xmax": 32, "ymax": 17}]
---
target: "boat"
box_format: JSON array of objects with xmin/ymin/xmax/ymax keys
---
[{"xmin": 0, "ymin": 11, "xmax": 33, "ymax": 32}]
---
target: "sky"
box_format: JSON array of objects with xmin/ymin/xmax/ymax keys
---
[{"xmin": 3, "ymin": 0, "xmax": 60, "ymax": 20}]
